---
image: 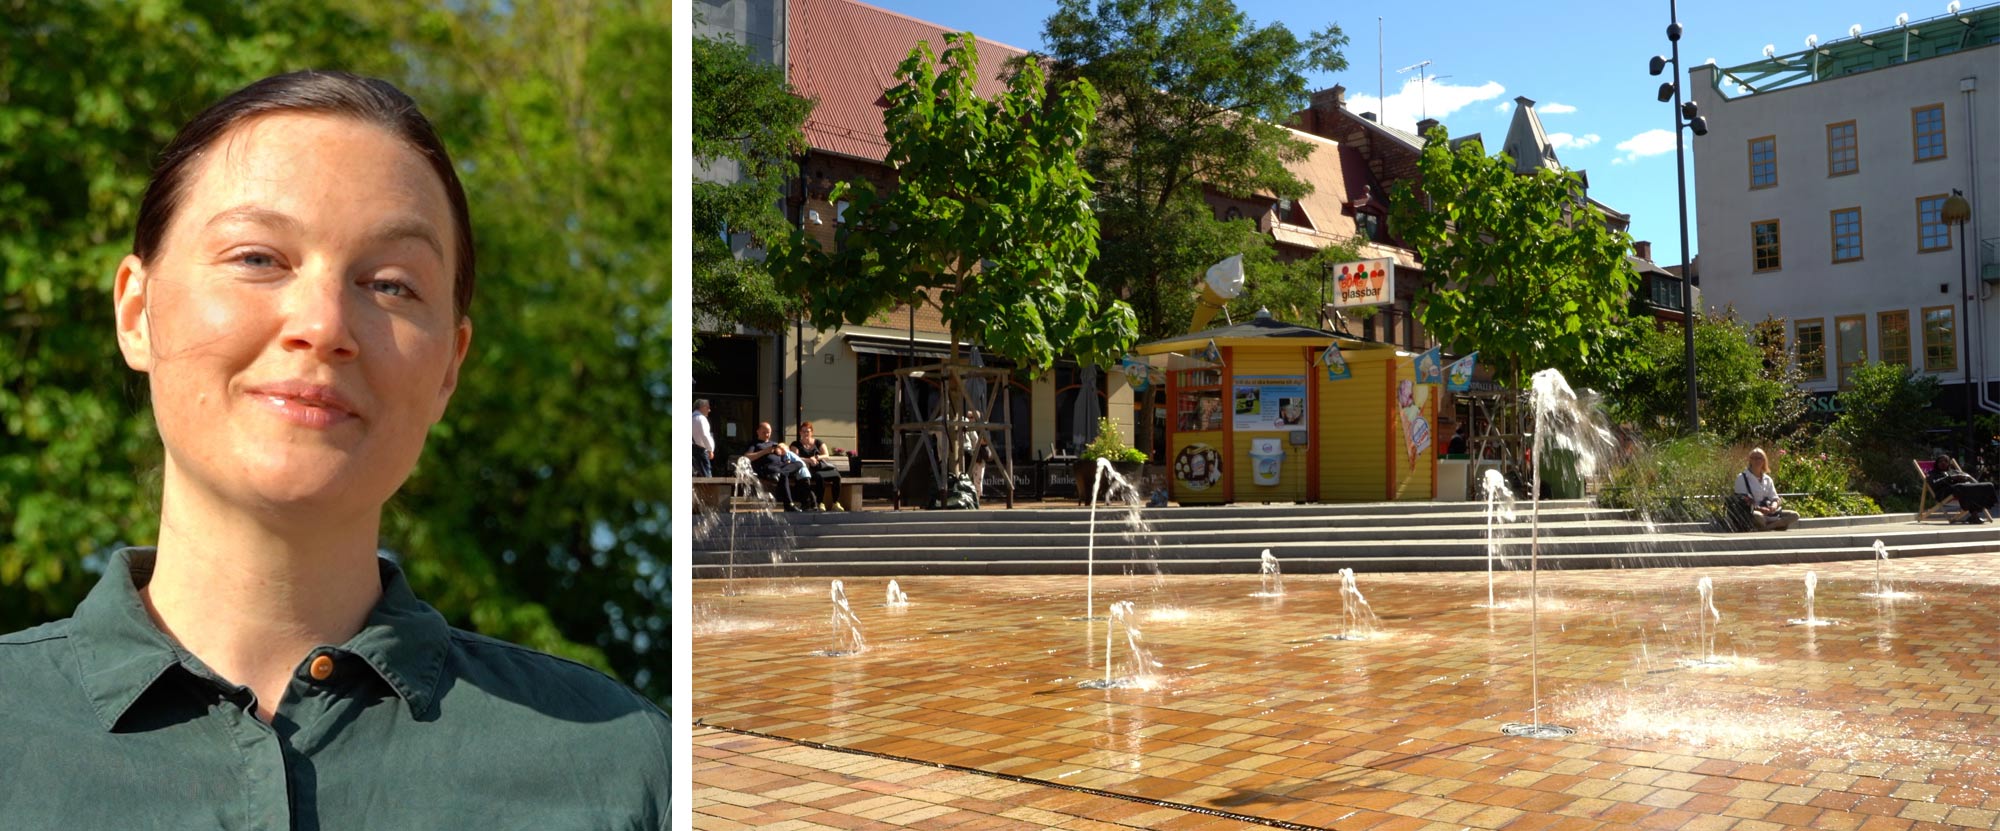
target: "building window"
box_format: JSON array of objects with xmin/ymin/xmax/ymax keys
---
[
  {"xmin": 1830, "ymin": 207, "xmax": 1863, "ymax": 263},
  {"xmin": 1826, "ymin": 121, "xmax": 1858, "ymax": 176},
  {"xmin": 1650, "ymin": 275, "xmax": 1683, "ymax": 310},
  {"xmin": 1752, "ymin": 219, "xmax": 1782, "ymax": 272},
  {"xmin": 1748, "ymin": 136, "xmax": 1777, "ymax": 188},
  {"xmin": 1923, "ymin": 306, "xmax": 1956, "ymax": 372},
  {"xmin": 1918, "ymin": 195, "xmax": 1952, "ymax": 252},
  {"xmin": 1878, "ymin": 310, "xmax": 1911, "ymax": 367},
  {"xmin": 1835, "ymin": 315, "xmax": 1866, "ymax": 388},
  {"xmin": 1913, "ymin": 104, "xmax": 1946, "ymax": 162},
  {"xmin": 1795, "ymin": 319, "xmax": 1825, "ymax": 380}
]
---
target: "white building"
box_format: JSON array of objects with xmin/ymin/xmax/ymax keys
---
[{"xmin": 1690, "ymin": 3, "xmax": 1998, "ymax": 422}]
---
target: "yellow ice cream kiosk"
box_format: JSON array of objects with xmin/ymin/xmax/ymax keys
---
[{"xmin": 1135, "ymin": 311, "xmax": 1439, "ymax": 505}]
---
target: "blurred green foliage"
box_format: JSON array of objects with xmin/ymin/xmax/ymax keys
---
[{"xmin": 2, "ymin": 0, "xmax": 670, "ymax": 700}]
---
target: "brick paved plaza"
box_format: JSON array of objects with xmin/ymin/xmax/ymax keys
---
[{"xmin": 695, "ymin": 550, "xmax": 2000, "ymax": 829}]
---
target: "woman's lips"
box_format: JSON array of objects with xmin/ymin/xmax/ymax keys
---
[{"xmin": 246, "ymin": 384, "xmax": 359, "ymax": 429}]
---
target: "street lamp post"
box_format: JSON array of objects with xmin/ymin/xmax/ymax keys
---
[
  {"xmin": 1650, "ymin": 0, "xmax": 1708, "ymax": 436},
  {"xmin": 1942, "ymin": 189, "xmax": 1973, "ymax": 451}
]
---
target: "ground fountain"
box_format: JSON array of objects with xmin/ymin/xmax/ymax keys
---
[
  {"xmin": 1078, "ymin": 600, "xmax": 1156, "ymax": 690},
  {"xmin": 1500, "ymin": 369, "xmax": 1613, "ymax": 739},
  {"xmin": 1862, "ymin": 540, "xmax": 1917, "ymax": 600},
  {"xmin": 1679, "ymin": 575, "xmax": 1726, "ymax": 667},
  {"xmin": 1786, "ymin": 571, "xmax": 1834, "ymax": 626},
  {"xmin": 885, "ymin": 579, "xmax": 908, "ymax": 610},
  {"xmin": 814, "ymin": 579, "xmax": 866, "ymax": 657},
  {"xmin": 1479, "ymin": 469, "xmax": 1518, "ymax": 609},
  {"xmin": 1250, "ymin": 549, "xmax": 1284, "ymax": 598},
  {"xmin": 1324, "ymin": 568, "xmax": 1379, "ymax": 641}
]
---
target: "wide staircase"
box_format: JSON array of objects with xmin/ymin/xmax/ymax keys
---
[{"xmin": 690, "ymin": 500, "xmax": 1999, "ymax": 579}]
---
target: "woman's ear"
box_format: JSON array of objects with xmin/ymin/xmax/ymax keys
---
[
  {"xmin": 113, "ymin": 255, "xmax": 154, "ymax": 371},
  {"xmin": 433, "ymin": 316, "xmax": 473, "ymax": 422}
]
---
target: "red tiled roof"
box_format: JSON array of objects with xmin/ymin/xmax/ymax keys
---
[{"xmin": 790, "ymin": 0, "xmax": 1028, "ymax": 162}]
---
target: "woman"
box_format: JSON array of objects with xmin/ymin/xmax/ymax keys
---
[
  {"xmin": 792, "ymin": 421, "xmax": 848, "ymax": 511},
  {"xmin": 0, "ymin": 71, "xmax": 667, "ymax": 827},
  {"xmin": 1929, "ymin": 454, "xmax": 1996, "ymax": 524}
]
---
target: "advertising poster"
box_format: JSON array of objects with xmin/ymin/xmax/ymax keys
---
[
  {"xmin": 1445, "ymin": 351, "xmax": 1479, "ymax": 392},
  {"xmin": 1173, "ymin": 443, "xmax": 1222, "ymax": 491},
  {"xmin": 1233, "ymin": 375, "xmax": 1308, "ymax": 431},
  {"xmin": 1395, "ymin": 377, "xmax": 1434, "ymax": 468}
]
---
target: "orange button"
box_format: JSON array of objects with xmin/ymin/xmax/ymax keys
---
[{"xmin": 309, "ymin": 654, "xmax": 335, "ymax": 681}]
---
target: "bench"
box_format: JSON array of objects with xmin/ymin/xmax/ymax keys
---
[
  {"xmin": 691, "ymin": 476, "xmax": 881, "ymax": 512},
  {"xmin": 1914, "ymin": 460, "xmax": 1968, "ymax": 523}
]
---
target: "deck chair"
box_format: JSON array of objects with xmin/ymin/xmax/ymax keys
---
[{"xmin": 1914, "ymin": 460, "xmax": 1966, "ymax": 523}]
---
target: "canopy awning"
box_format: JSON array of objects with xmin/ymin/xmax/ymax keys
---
[{"xmin": 1133, "ymin": 313, "xmax": 1392, "ymax": 356}]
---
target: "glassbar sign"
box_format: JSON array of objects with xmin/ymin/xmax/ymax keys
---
[{"xmin": 1330, "ymin": 258, "xmax": 1394, "ymax": 308}]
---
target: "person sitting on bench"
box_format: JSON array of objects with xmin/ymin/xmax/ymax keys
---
[
  {"xmin": 791, "ymin": 421, "xmax": 847, "ymax": 511},
  {"xmin": 1732, "ymin": 447, "xmax": 1799, "ymax": 531},
  {"xmin": 1928, "ymin": 454, "xmax": 1995, "ymax": 524},
  {"xmin": 744, "ymin": 421, "xmax": 818, "ymax": 511}
]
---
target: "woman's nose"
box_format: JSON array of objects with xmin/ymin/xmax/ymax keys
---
[{"xmin": 279, "ymin": 273, "xmax": 360, "ymax": 362}]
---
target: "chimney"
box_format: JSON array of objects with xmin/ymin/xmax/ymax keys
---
[
  {"xmin": 1361, "ymin": 112, "xmax": 1378, "ymax": 122},
  {"xmin": 1515, "ymin": 95, "xmax": 1536, "ymax": 109},
  {"xmin": 1311, "ymin": 85, "xmax": 1346, "ymax": 111},
  {"xmin": 1634, "ymin": 240, "xmax": 1653, "ymax": 261},
  {"xmin": 1416, "ymin": 117, "xmax": 1441, "ymax": 137}
]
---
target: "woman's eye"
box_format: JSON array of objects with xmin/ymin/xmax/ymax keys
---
[
  {"xmin": 369, "ymin": 279, "xmax": 417, "ymax": 299},
  {"xmin": 235, "ymin": 251, "xmax": 280, "ymax": 269}
]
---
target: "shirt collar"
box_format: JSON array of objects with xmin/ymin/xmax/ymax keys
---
[{"xmin": 70, "ymin": 548, "xmax": 452, "ymax": 730}]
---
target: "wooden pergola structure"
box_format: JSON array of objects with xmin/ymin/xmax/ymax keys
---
[{"xmin": 890, "ymin": 361, "xmax": 1016, "ymax": 509}]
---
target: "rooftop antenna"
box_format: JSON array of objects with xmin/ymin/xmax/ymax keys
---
[
  {"xmin": 1397, "ymin": 59, "xmax": 1435, "ymax": 122},
  {"xmin": 1806, "ymin": 34, "xmax": 1820, "ymax": 76},
  {"xmin": 1378, "ymin": 17, "xmax": 1385, "ymax": 114},
  {"xmin": 1897, "ymin": 13, "xmax": 1912, "ymax": 61}
]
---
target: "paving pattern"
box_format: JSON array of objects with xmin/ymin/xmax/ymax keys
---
[{"xmin": 695, "ymin": 549, "xmax": 2000, "ymax": 829}]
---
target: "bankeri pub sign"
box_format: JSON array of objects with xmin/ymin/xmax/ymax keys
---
[{"xmin": 1331, "ymin": 258, "xmax": 1394, "ymax": 308}]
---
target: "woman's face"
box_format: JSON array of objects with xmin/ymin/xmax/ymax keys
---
[
  {"xmin": 800, "ymin": 426, "xmax": 815, "ymax": 442},
  {"xmin": 114, "ymin": 113, "xmax": 471, "ymax": 517}
]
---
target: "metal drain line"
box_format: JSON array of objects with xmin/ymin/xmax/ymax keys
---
[{"xmin": 698, "ymin": 720, "xmax": 1357, "ymax": 830}]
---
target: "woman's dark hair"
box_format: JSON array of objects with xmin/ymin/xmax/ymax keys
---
[{"xmin": 133, "ymin": 70, "xmax": 475, "ymax": 319}]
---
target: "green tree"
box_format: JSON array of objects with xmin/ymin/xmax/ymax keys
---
[
  {"xmin": 373, "ymin": 0, "xmax": 674, "ymax": 698},
  {"xmin": 1583, "ymin": 311, "xmax": 1807, "ymax": 441},
  {"xmin": 1831, "ymin": 361, "xmax": 1946, "ymax": 498},
  {"xmin": 693, "ymin": 30, "xmax": 812, "ymax": 338},
  {"xmin": 1036, "ymin": 0, "xmax": 1348, "ymax": 449},
  {"xmin": 1388, "ymin": 127, "xmax": 1640, "ymax": 390},
  {"xmin": 778, "ymin": 34, "xmax": 1135, "ymax": 375}
]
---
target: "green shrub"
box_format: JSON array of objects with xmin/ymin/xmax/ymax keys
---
[
  {"xmin": 1830, "ymin": 362, "xmax": 1945, "ymax": 500},
  {"xmin": 1601, "ymin": 434, "xmax": 1879, "ymax": 522},
  {"xmin": 1079, "ymin": 416, "xmax": 1148, "ymax": 463}
]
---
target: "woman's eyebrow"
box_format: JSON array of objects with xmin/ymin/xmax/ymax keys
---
[
  {"xmin": 363, "ymin": 217, "xmax": 447, "ymax": 262},
  {"xmin": 201, "ymin": 206, "xmax": 444, "ymax": 262},
  {"xmin": 203, "ymin": 205, "xmax": 305, "ymax": 235}
]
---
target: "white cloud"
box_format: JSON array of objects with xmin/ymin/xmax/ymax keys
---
[
  {"xmin": 1538, "ymin": 102, "xmax": 1578, "ymax": 115},
  {"xmin": 1548, "ymin": 132, "xmax": 1601, "ymax": 150},
  {"xmin": 1612, "ymin": 129, "xmax": 1677, "ymax": 164},
  {"xmin": 1494, "ymin": 101, "xmax": 1513, "ymax": 113},
  {"xmin": 1344, "ymin": 77, "xmax": 1508, "ymax": 134}
]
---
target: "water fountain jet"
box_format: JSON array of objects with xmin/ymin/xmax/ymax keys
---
[
  {"xmin": 1250, "ymin": 549, "xmax": 1284, "ymax": 598},
  {"xmin": 815, "ymin": 579, "xmax": 867, "ymax": 657}
]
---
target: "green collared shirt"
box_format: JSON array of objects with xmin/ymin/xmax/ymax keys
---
[{"xmin": 0, "ymin": 549, "xmax": 668, "ymax": 830}]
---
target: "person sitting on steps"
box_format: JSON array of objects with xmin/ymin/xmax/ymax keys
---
[
  {"xmin": 1732, "ymin": 447, "xmax": 1799, "ymax": 531},
  {"xmin": 744, "ymin": 421, "xmax": 818, "ymax": 511}
]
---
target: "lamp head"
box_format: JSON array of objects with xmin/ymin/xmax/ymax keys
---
[
  {"xmin": 1689, "ymin": 116, "xmax": 1709, "ymax": 137},
  {"xmin": 1942, "ymin": 190, "xmax": 1972, "ymax": 224},
  {"xmin": 1657, "ymin": 82, "xmax": 1676, "ymax": 103},
  {"xmin": 1668, "ymin": 21, "xmax": 1683, "ymax": 41},
  {"xmin": 1680, "ymin": 100, "xmax": 1700, "ymax": 120},
  {"xmin": 1649, "ymin": 55, "xmax": 1668, "ymax": 76},
  {"xmin": 1805, "ymin": 34, "xmax": 1819, "ymax": 48}
]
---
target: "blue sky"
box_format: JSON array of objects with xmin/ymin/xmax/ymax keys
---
[{"xmin": 860, "ymin": 0, "xmax": 1978, "ymax": 265}]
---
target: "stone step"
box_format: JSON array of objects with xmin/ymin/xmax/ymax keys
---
[
  {"xmin": 710, "ymin": 498, "xmax": 1600, "ymax": 526},
  {"xmin": 700, "ymin": 507, "xmax": 1628, "ymax": 544},
  {"xmin": 692, "ymin": 535, "xmax": 1996, "ymax": 578},
  {"xmin": 694, "ymin": 521, "xmax": 1990, "ymax": 568}
]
